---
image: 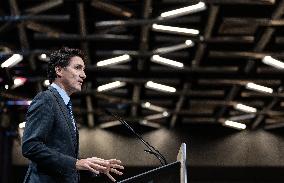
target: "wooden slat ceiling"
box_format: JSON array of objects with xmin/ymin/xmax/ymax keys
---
[{"xmin": 1, "ymin": 0, "xmax": 284, "ymax": 130}]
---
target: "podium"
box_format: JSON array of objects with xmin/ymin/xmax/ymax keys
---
[{"xmin": 117, "ymin": 143, "xmax": 187, "ymax": 183}]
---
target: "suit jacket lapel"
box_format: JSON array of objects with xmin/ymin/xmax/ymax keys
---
[{"xmin": 48, "ymin": 87, "xmax": 77, "ymax": 154}]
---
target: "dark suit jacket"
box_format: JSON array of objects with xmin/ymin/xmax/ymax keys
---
[{"xmin": 22, "ymin": 87, "xmax": 79, "ymax": 183}]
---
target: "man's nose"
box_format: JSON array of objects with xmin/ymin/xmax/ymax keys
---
[{"xmin": 80, "ymin": 71, "xmax": 86, "ymax": 79}]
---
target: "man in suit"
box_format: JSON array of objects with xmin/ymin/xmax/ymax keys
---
[{"xmin": 22, "ymin": 47, "xmax": 124, "ymax": 183}]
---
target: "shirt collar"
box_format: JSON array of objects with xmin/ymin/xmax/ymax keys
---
[{"xmin": 51, "ymin": 83, "xmax": 70, "ymax": 105}]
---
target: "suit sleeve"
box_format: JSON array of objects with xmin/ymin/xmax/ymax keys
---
[{"xmin": 22, "ymin": 92, "xmax": 77, "ymax": 175}]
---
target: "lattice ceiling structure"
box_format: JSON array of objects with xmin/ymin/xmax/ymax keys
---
[{"xmin": 1, "ymin": 0, "xmax": 284, "ymax": 131}]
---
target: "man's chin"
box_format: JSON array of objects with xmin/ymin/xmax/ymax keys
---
[
  {"xmin": 76, "ymin": 87, "xmax": 82, "ymax": 92},
  {"xmin": 72, "ymin": 87, "xmax": 82, "ymax": 94}
]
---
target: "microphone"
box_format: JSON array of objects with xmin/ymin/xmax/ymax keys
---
[{"xmin": 103, "ymin": 108, "xmax": 167, "ymax": 166}]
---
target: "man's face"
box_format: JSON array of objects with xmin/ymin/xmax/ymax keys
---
[{"xmin": 57, "ymin": 56, "xmax": 86, "ymax": 95}]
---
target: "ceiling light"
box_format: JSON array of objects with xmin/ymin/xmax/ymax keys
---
[
  {"xmin": 5, "ymin": 85, "xmax": 9, "ymax": 90},
  {"xmin": 163, "ymin": 111, "xmax": 169, "ymax": 117},
  {"xmin": 145, "ymin": 113, "xmax": 168, "ymax": 120},
  {"xmin": 14, "ymin": 77, "xmax": 26, "ymax": 86},
  {"xmin": 99, "ymin": 120, "xmax": 121, "ymax": 129},
  {"xmin": 151, "ymin": 55, "xmax": 184, "ymax": 68},
  {"xmin": 153, "ymin": 40, "xmax": 194, "ymax": 54},
  {"xmin": 142, "ymin": 102, "xmax": 167, "ymax": 112},
  {"xmin": 141, "ymin": 120, "xmax": 148, "ymax": 125},
  {"xmin": 96, "ymin": 54, "xmax": 131, "ymax": 67},
  {"xmin": 7, "ymin": 100, "xmax": 32, "ymax": 106},
  {"xmin": 143, "ymin": 102, "xmax": 151, "ymax": 108},
  {"xmin": 139, "ymin": 120, "xmax": 161, "ymax": 128},
  {"xmin": 43, "ymin": 80, "xmax": 50, "ymax": 87},
  {"xmin": 12, "ymin": 77, "xmax": 27, "ymax": 88},
  {"xmin": 245, "ymin": 82, "xmax": 273, "ymax": 94},
  {"xmin": 160, "ymin": 2, "xmax": 206, "ymax": 19},
  {"xmin": 19, "ymin": 122, "xmax": 26, "ymax": 129},
  {"xmin": 262, "ymin": 56, "xmax": 284, "ymax": 69},
  {"xmin": 38, "ymin": 53, "xmax": 50, "ymax": 62},
  {"xmin": 152, "ymin": 24, "xmax": 199, "ymax": 36},
  {"xmin": 145, "ymin": 81, "xmax": 176, "ymax": 93},
  {"xmin": 234, "ymin": 103, "xmax": 257, "ymax": 113},
  {"xmin": 1, "ymin": 54, "xmax": 23, "ymax": 68},
  {"xmin": 97, "ymin": 81, "xmax": 126, "ymax": 92},
  {"xmin": 41, "ymin": 53, "xmax": 47, "ymax": 59},
  {"xmin": 185, "ymin": 40, "xmax": 194, "ymax": 46},
  {"xmin": 224, "ymin": 120, "xmax": 246, "ymax": 130}
]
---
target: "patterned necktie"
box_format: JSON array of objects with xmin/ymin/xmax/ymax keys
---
[{"xmin": 67, "ymin": 100, "xmax": 77, "ymax": 131}]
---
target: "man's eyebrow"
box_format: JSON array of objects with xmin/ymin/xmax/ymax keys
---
[{"xmin": 75, "ymin": 64, "xmax": 85, "ymax": 68}]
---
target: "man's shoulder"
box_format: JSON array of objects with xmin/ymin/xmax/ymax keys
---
[
  {"xmin": 34, "ymin": 89, "xmax": 53, "ymax": 100},
  {"xmin": 27, "ymin": 89, "xmax": 55, "ymax": 111},
  {"xmin": 30, "ymin": 89, "xmax": 56, "ymax": 107}
]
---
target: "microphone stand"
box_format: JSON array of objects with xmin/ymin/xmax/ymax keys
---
[{"xmin": 103, "ymin": 108, "xmax": 167, "ymax": 166}]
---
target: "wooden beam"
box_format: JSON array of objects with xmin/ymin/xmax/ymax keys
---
[{"xmin": 24, "ymin": 0, "xmax": 63, "ymax": 14}]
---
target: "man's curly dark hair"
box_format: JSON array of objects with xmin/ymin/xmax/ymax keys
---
[{"xmin": 47, "ymin": 47, "xmax": 86, "ymax": 83}]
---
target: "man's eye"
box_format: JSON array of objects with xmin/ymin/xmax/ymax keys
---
[{"xmin": 74, "ymin": 65, "xmax": 85, "ymax": 70}]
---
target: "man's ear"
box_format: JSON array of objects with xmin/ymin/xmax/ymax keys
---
[{"xmin": 55, "ymin": 66, "xmax": 63, "ymax": 78}]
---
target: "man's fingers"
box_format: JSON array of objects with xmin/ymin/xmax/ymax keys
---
[
  {"xmin": 85, "ymin": 164, "xmax": 100, "ymax": 174},
  {"xmin": 92, "ymin": 157, "xmax": 105, "ymax": 161},
  {"xmin": 106, "ymin": 172, "xmax": 116, "ymax": 182},
  {"xmin": 88, "ymin": 157, "xmax": 124, "ymax": 178},
  {"xmin": 110, "ymin": 168, "xmax": 123, "ymax": 175},
  {"xmin": 91, "ymin": 157, "xmax": 122, "ymax": 166},
  {"xmin": 89, "ymin": 157, "xmax": 110, "ymax": 166},
  {"xmin": 89, "ymin": 162, "xmax": 107, "ymax": 172},
  {"xmin": 110, "ymin": 164, "xmax": 124, "ymax": 170},
  {"xmin": 108, "ymin": 159, "xmax": 122, "ymax": 164},
  {"xmin": 96, "ymin": 158, "xmax": 122, "ymax": 165},
  {"xmin": 90, "ymin": 157, "xmax": 124, "ymax": 170}
]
